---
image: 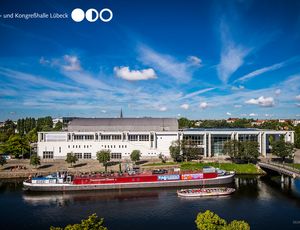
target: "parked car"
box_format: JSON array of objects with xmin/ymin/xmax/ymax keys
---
[{"xmin": 152, "ymin": 169, "xmax": 168, "ymax": 174}]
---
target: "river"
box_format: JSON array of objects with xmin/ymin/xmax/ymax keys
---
[{"xmin": 0, "ymin": 176, "xmax": 300, "ymax": 230}]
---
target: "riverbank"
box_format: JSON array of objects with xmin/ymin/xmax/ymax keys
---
[
  {"xmin": 0, "ymin": 159, "xmax": 266, "ymax": 179},
  {"xmin": 143, "ymin": 162, "xmax": 265, "ymax": 175}
]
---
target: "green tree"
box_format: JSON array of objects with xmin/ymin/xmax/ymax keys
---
[
  {"xmin": 2, "ymin": 134, "xmax": 30, "ymax": 158},
  {"xmin": 294, "ymin": 124, "xmax": 300, "ymax": 149},
  {"xmin": 50, "ymin": 213, "xmax": 108, "ymax": 230},
  {"xmin": 96, "ymin": 150, "xmax": 111, "ymax": 172},
  {"xmin": 195, "ymin": 210, "xmax": 227, "ymax": 229},
  {"xmin": 195, "ymin": 210, "xmax": 250, "ymax": 230},
  {"xmin": 169, "ymin": 140, "xmax": 183, "ymax": 162},
  {"xmin": 227, "ymin": 220, "xmax": 250, "ymax": 230},
  {"xmin": 223, "ymin": 140, "xmax": 241, "ymax": 159},
  {"xmin": 130, "ymin": 150, "xmax": 141, "ymax": 164},
  {"xmin": 65, "ymin": 152, "xmax": 78, "ymax": 167},
  {"xmin": 26, "ymin": 128, "xmax": 38, "ymax": 143},
  {"xmin": 0, "ymin": 155, "xmax": 7, "ymax": 167},
  {"xmin": 271, "ymin": 139, "xmax": 295, "ymax": 162},
  {"xmin": 182, "ymin": 139, "xmax": 202, "ymax": 161},
  {"xmin": 240, "ymin": 141, "xmax": 259, "ymax": 163},
  {"xmin": 178, "ymin": 117, "xmax": 192, "ymax": 128},
  {"xmin": 30, "ymin": 154, "xmax": 41, "ymax": 168},
  {"xmin": 53, "ymin": 121, "xmax": 63, "ymax": 131},
  {"xmin": 158, "ymin": 153, "xmax": 167, "ymax": 163},
  {"xmin": 0, "ymin": 120, "xmax": 16, "ymax": 142}
]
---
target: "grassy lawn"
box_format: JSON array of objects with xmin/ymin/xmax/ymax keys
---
[
  {"xmin": 287, "ymin": 164, "xmax": 300, "ymax": 170},
  {"xmin": 143, "ymin": 161, "xmax": 263, "ymax": 174},
  {"xmin": 180, "ymin": 162, "xmax": 262, "ymax": 174}
]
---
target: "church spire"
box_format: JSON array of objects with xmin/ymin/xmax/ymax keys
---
[{"xmin": 120, "ymin": 108, "xmax": 123, "ymax": 118}]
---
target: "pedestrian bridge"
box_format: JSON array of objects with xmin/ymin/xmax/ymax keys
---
[{"xmin": 258, "ymin": 162, "xmax": 300, "ymax": 178}]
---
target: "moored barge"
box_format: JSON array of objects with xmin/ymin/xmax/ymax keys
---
[{"xmin": 23, "ymin": 167, "xmax": 235, "ymax": 192}]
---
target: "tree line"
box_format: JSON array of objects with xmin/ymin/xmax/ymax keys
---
[
  {"xmin": 0, "ymin": 117, "xmax": 63, "ymax": 158},
  {"xmin": 50, "ymin": 210, "xmax": 250, "ymax": 230}
]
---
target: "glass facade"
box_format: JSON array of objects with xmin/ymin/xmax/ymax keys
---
[
  {"xmin": 238, "ymin": 134, "xmax": 258, "ymax": 142},
  {"xmin": 183, "ymin": 135, "xmax": 204, "ymax": 145},
  {"xmin": 211, "ymin": 134, "xmax": 231, "ymax": 156}
]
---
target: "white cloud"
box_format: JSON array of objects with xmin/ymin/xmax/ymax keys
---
[
  {"xmin": 296, "ymin": 95, "xmax": 300, "ymax": 101},
  {"xmin": 180, "ymin": 104, "xmax": 189, "ymax": 110},
  {"xmin": 235, "ymin": 57, "xmax": 300, "ymax": 83},
  {"xmin": 138, "ymin": 45, "xmax": 192, "ymax": 83},
  {"xmin": 226, "ymin": 112, "xmax": 232, "ymax": 116},
  {"xmin": 249, "ymin": 113, "xmax": 258, "ymax": 117},
  {"xmin": 234, "ymin": 104, "xmax": 242, "ymax": 108},
  {"xmin": 114, "ymin": 66, "xmax": 157, "ymax": 81},
  {"xmin": 218, "ymin": 46, "xmax": 249, "ymax": 83},
  {"xmin": 245, "ymin": 96, "xmax": 275, "ymax": 107},
  {"xmin": 231, "ymin": 85, "xmax": 245, "ymax": 91},
  {"xmin": 235, "ymin": 62, "xmax": 285, "ymax": 83},
  {"xmin": 199, "ymin": 102, "xmax": 208, "ymax": 109},
  {"xmin": 265, "ymin": 114, "xmax": 273, "ymax": 117},
  {"xmin": 159, "ymin": 106, "xmax": 167, "ymax": 111},
  {"xmin": 62, "ymin": 55, "xmax": 81, "ymax": 71},
  {"xmin": 39, "ymin": 57, "xmax": 50, "ymax": 65},
  {"xmin": 101, "ymin": 110, "xmax": 107, "ymax": 113},
  {"xmin": 180, "ymin": 87, "xmax": 215, "ymax": 100},
  {"xmin": 187, "ymin": 56, "xmax": 202, "ymax": 66},
  {"xmin": 275, "ymin": 89, "xmax": 281, "ymax": 95}
]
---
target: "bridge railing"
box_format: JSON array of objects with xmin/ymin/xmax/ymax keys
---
[{"xmin": 259, "ymin": 162, "xmax": 300, "ymax": 175}]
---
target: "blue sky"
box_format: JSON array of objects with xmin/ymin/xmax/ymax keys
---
[{"xmin": 0, "ymin": 0, "xmax": 300, "ymax": 120}]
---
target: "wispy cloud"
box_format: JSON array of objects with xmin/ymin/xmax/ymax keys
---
[
  {"xmin": 62, "ymin": 55, "xmax": 81, "ymax": 71},
  {"xmin": 0, "ymin": 67, "xmax": 77, "ymax": 90},
  {"xmin": 180, "ymin": 87, "xmax": 215, "ymax": 100},
  {"xmin": 217, "ymin": 19, "xmax": 250, "ymax": 84},
  {"xmin": 234, "ymin": 61, "xmax": 290, "ymax": 83},
  {"xmin": 114, "ymin": 66, "xmax": 157, "ymax": 81},
  {"xmin": 138, "ymin": 45, "xmax": 198, "ymax": 83}
]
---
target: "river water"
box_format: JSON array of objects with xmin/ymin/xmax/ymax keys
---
[{"xmin": 0, "ymin": 176, "xmax": 300, "ymax": 230}]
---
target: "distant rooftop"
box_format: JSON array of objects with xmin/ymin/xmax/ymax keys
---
[
  {"xmin": 183, "ymin": 128, "xmax": 261, "ymax": 132},
  {"xmin": 68, "ymin": 118, "xmax": 178, "ymax": 132}
]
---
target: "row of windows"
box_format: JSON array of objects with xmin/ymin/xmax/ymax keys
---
[
  {"xmin": 128, "ymin": 135, "xmax": 151, "ymax": 141},
  {"xmin": 102, "ymin": 145, "xmax": 127, "ymax": 149},
  {"xmin": 74, "ymin": 135, "xmax": 94, "ymax": 140},
  {"xmin": 183, "ymin": 135, "xmax": 204, "ymax": 145},
  {"xmin": 74, "ymin": 153, "xmax": 92, "ymax": 159},
  {"xmin": 43, "ymin": 151, "xmax": 54, "ymax": 159},
  {"xmin": 68, "ymin": 145, "xmax": 92, "ymax": 149},
  {"xmin": 238, "ymin": 134, "xmax": 258, "ymax": 142},
  {"xmin": 111, "ymin": 153, "xmax": 122, "ymax": 159}
]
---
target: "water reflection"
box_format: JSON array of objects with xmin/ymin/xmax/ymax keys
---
[
  {"xmin": 23, "ymin": 189, "xmax": 160, "ymax": 206},
  {"xmin": 1, "ymin": 176, "xmax": 300, "ymax": 230}
]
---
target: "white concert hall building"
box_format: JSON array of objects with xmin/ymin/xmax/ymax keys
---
[{"xmin": 37, "ymin": 118, "xmax": 294, "ymax": 160}]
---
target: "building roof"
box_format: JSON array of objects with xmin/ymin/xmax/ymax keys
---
[
  {"xmin": 183, "ymin": 128, "xmax": 260, "ymax": 132},
  {"xmin": 68, "ymin": 118, "xmax": 178, "ymax": 132}
]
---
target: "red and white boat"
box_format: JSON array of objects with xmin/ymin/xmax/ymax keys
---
[{"xmin": 23, "ymin": 167, "xmax": 235, "ymax": 192}]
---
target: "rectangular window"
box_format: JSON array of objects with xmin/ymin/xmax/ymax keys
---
[
  {"xmin": 139, "ymin": 135, "xmax": 149, "ymax": 141},
  {"xmin": 101, "ymin": 135, "xmax": 111, "ymax": 140},
  {"xmin": 59, "ymin": 147, "xmax": 61, "ymax": 153},
  {"xmin": 111, "ymin": 152, "xmax": 122, "ymax": 159},
  {"xmin": 83, "ymin": 153, "xmax": 92, "ymax": 159},
  {"xmin": 74, "ymin": 153, "xmax": 82, "ymax": 159},
  {"xmin": 128, "ymin": 135, "xmax": 138, "ymax": 141},
  {"xmin": 43, "ymin": 151, "xmax": 53, "ymax": 159},
  {"xmin": 112, "ymin": 135, "xmax": 122, "ymax": 140}
]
